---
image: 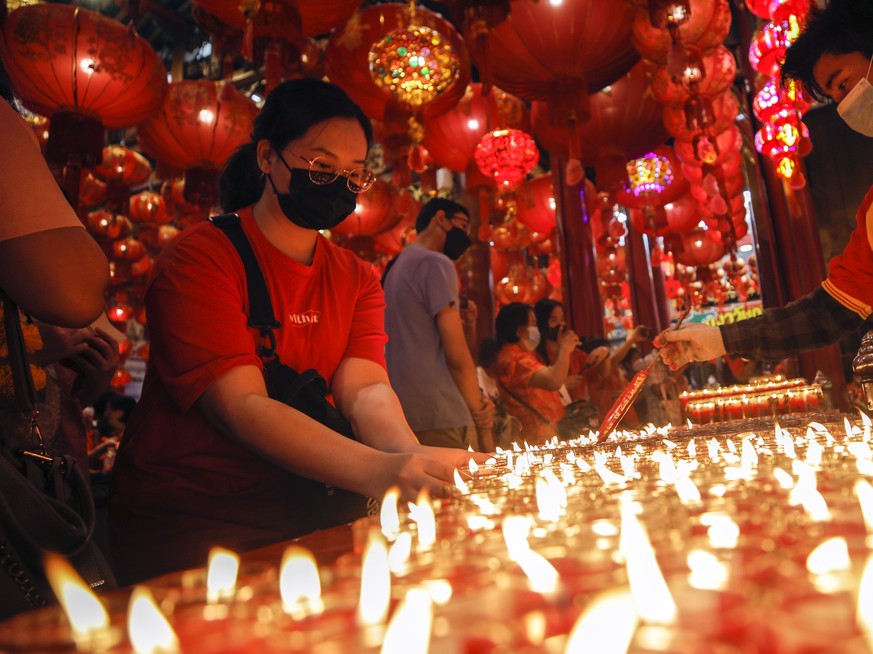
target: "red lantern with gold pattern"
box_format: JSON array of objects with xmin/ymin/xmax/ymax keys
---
[
  {"xmin": 0, "ymin": 4, "xmax": 167, "ymax": 205},
  {"xmin": 139, "ymin": 81, "xmax": 258, "ymax": 210},
  {"xmin": 749, "ymin": 21, "xmax": 796, "ymax": 78},
  {"xmin": 332, "ymin": 179, "xmax": 401, "ymax": 238},
  {"xmin": 325, "ymin": 4, "xmax": 471, "ymax": 122},
  {"xmin": 663, "ymin": 90, "xmax": 739, "ymax": 141},
  {"xmin": 474, "ymin": 128, "xmax": 539, "ymax": 191},
  {"xmin": 674, "ymin": 125, "xmax": 742, "ymax": 167},
  {"xmin": 631, "ymin": 0, "xmax": 732, "ymax": 64},
  {"xmin": 630, "ymin": 193, "xmax": 700, "ymax": 237}
]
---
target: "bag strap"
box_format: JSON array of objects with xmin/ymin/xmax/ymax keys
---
[
  {"xmin": 1, "ymin": 292, "xmax": 36, "ymax": 413},
  {"xmin": 497, "ymin": 379, "xmax": 557, "ymax": 430},
  {"xmin": 209, "ymin": 213, "xmax": 281, "ymax": 360}
]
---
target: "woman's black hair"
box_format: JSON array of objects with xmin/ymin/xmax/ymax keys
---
[
  {"xmin": 495, "ymin": 302, "xmax": 533, "ymax": 347},
  {"xmin": 533, "ymin": 298, "xmax": 563, "ymax": 364},
  {"xmin": 219, "ymin": 78, "xmax": 373, "ymax": 212},
  {"xmin": 1, "ymin": 58, "xmax": 17, "ymax": 107},
  {"xmin": 781, "ymin": 0, "xmax": 873, "ymax": 101}
]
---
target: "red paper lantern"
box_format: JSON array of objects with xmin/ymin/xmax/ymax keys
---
[
  {"xmin": 86, "ymin": 210, "xmax": 133, "ymax": 241},
  {"xmin": 138, "ymin": 224, "xmax": 181, "ymax": 251},
  {"xmin": 110, "ymin": 368, "xmax": 132, "ymax": 390},
  {"xmin": 79, "ymin": 174, "xmax": 107, "ymax": 209},
  {"xmin": 129, "ymin": 192, "xmax": 172, "ymax": 225},
  {"xmin": 465, "ymin": 0, "xmax": 639, "ymax": 134},
  {"xmin": 332, "ymin": 179, "xmax": 401, "ymax": 238},
  {"xmin": 768, "ymin": 0, "xmax": 812, "ymax": 22},
  {"xmin": 674, "ymin": 126, "xmax": 742, "ymax": 167},
  {"xmin": 754, "ymin": 119, "xmax": 800, "ymax": 160},
  {"xmin": 113, "ymin": 238, "xmax": 147, "ymax": 262},
  {"xmin": 663, "ymin": 91, "xmax": 739, "ymax": 141},
  {"xmin": 0, "ymin": 4, "xmax": 166, "ymax": 206},
  {"xmin": 616, "ymin": 145, "xmax": 689, "ymax": 209},
  {"xmin": 632, "ymin": 0, "xmax": 732, "ymax": 64},
  {"xmin": 94, "ymin": 146, "xmax": 153, "ymax": 213},
  {"xmin": 515, "ymin": 174, "xmax": 556, "ymax": 234},
  {"xmin": 749, "ymin": 21, "xmax": 797, "ymax": 78},
  {"xmin": 195, "ymin": 0, "xmax": 359, "ymax": 42},
  {"xmin": 630, "ymin": 193, "xmax": 700, "ymax": 237},
  {"xmin": 752, "ymin": 79, "xmax": 811, "ymax": 123},
  {"xmin": 0, "ymin": 5, "xmax": 167, "ymax": 132},
  {"xmin": 745, "ymin": 0, "xmax": 772, "ymax": 19},
  {"xmin": 531, "ymin": 61, "xmax": 669, "ymax": 169},
  {"xmin": 422, "ymin": 83, "xmax": 503, "ymax": 172},
  {"xmin": 325, "ymin": 4, "xmax": 471, "ymax": 122},
  {"xmin": 673, "ymin": 229, "xmax": 726, "ymax": 266},
  {"xmin": 650, "ymin": 45, "xmax": 736, "ymax": 107},
  {"xmin": 139, "ymin": 81, "xmax": 258, "ymax": 209},
  {"xmin": 474, "ymin": 128, "xmax": 539, "ymax": 190}
]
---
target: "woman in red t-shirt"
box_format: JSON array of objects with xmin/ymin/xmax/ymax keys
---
[
  {"xmin": 494, "ymin": 302, "xmax": 580, "ymax": 444},
  {"xmin": 109, "ymin": 79, "xmax": 482, "ymax": 585},
  {"xmin": 533, "ymin": 299, "xmax": 609, "ymax": 403}
]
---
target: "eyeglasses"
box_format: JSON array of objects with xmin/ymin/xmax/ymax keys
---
[
  {"xmin": 277, "ymin": 149, "xmax": 376, "ymax": 193},
  {"xmin": 450, "ymin": 213, "xmax": 471, "ymax": 235}
]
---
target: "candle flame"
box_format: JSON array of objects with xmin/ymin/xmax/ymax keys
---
[
  {"xmin": 687, "ymin": 439, "xmax": 696, "ymax": 458},
  {"xmin": 280, "ymin": 546, "xmax": 323, "ymax": 618},
  {"xmin": 701, "ymin": 513, "xmax": 740, "ymax": 549},
  {"xmin": 855, "ymin": 480, "xmax": 873, "ymax": 542},
  {"xmin": 740, "ymin": 438, "xmax": 759, "ymax": 472},
  {"xmin": 468, "ymin": 458, "xmax": 480, "ymax": 475},
  {"xmin": 44, "ymin": 553, "xmax": 110, "ymax": 644},
  {"xmin": 128, "ymin": 586, "xmax": 179, "ymax": 654},
  {"xmin": 206, "ymin": 547, "xmax": 239, "ymax": 603},
  {"xmin": 536, "ymin": 469, "xmax": 567, "ymax": 521},
  {"xmin": 674, "ymin": 474, "xmax": 701, "ymax": 504},
  {"xmin": 380, "ymin": 588, "xmax": 432, "ymax": 654},
  {"xmin": 806, "ymin": 537, "xmax": 851, "ymax": 575},
  {"xmin": 619, "ymin": 500, "xmax": 677, "ymax": 624},
  {"xmin": 857, "ymin": 554, "xmax": 873, "ymax": 650},
  {"xmin": 388, "ymin": 532, "xmax": 413, "ymax": 573},
  {"xmin": 453, "ymin": 469, "xmax": 470, "ymax": 494},
  {"xmin": 806, "ymin": 439, "xmax": 823, "ymax": 467},
  {"xmin": 380, "ymin": 487, "xmax": 401, "ymax": 540},
  {"xmin": 687, "ymin": 550, "xmax": 729, "ymax": 591},
  {"xmin": 564, "ymin": 588, "xmax": 637, "ymax": 654},
  {"xmin": 358, "ymin": 530, "xmax": 391, "ymax": 627},
  {"xmin": 409, "ymin": 488, "xmax": 436, "ymax": 552},
  {"xmin": 789, "ymin": 463, "xmax": 830, "ymax": 521},
  {"xmin": 773, "ymin": 467, "xmax": 795, "ymax": 489},
  {"xmin": 502, "ymin": 515, "xmax": 532, "ymax": 561}
]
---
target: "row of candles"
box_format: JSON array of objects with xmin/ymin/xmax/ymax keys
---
[
  {"xmin": 682, "ymin": 376, "xmax": 823, "ymax": 424},
  {"xmin": 4, "ymin": 409, "xmax": 873, "ymax": 652}
]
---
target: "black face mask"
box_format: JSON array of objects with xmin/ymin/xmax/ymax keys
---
[
  {"xmin": 443, "ymin": 226, "xmax": 472, "ymax": 260},
  {"xmin": 546, "ymin": 326, "xmax": 562, "ymax": 342},
  {"xmin": 266, "ymin": 170, "xmax": 357, "ymax": 231}
]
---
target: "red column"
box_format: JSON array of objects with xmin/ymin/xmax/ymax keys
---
[{"xmin": 552, "ymin": 161, "xmax": 603, "ymax": 338}]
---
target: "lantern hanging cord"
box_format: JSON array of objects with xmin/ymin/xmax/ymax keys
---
[{"xmin": 72, "ymin": 6, "xmax": 80, "ymax": 107}]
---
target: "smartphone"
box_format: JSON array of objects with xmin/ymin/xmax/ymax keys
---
[{"xmin": 459, "ymin": 295, "xmax": 469, "ymax": 310}]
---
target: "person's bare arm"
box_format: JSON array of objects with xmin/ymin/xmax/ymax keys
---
[
  {"xmin": 530, "ymin": 328, "xmax": 579, "ymax": 390},
  {"xmin": 436, "ymin": 305, "xmax": 494, "ymax": 431},
  {"xmin": 0, "ymin": 227, "xmax": 108, "ymax": 326}
]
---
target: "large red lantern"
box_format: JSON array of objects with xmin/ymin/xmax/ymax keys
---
[
  {"xmin": 630, "ymin": 193, "xmax": 700, "ymax": 237},
  {"xmin": 673, "ymin": 229, "xmax": 726, "ymax": 266},
  {"xmin": 531, "ymin": 61, "xmax": 668, "ymax": 182},
  {"xmin": 632, "ymin": 0, "xmax": 732, "ymax": 63},
  {"xmin": 129, "ymin": 192, "xmax": 172, "ymax": 225},
  {"xmin": 422, "ymin": 83, "xmax": 502, "ymax": 172},
  {"xmin": 674, "ymin": 125, "xmax": 742, "ymax": 167},
  {"xmin": 466, "ymin": 0, "xmax": 638, "ymax": 169},
  {"xmin": 616, "ymin": 145, "xmax": 689, "ymax": 210},
  {"xmin": 325, "ymin": 4, "xmax": 471, "ymax": 122},
  {"xmin": 139, "ymin": 81, "xmax": 258, "ymax": 210},
  {"xmin": 0, "ymin": 4, "xmax": 167, "ymax": 205},
  {"xmin": 662, "ymin": 91, "xmax": 739, "ymax": 141},
  {"xmin": 94, "ymin": 146, "xmax": 153, "ymax": 214},
  {"xmin": 332, "ymin": 179, "xmax": 401, "ymax": 238},
  {"xmin": 650, "ymin": 45, "xmax": 736, "ymax": 107},
  {"xmin": 749, "ymin": 21, "xmax": 797, "ymax": 78},
  {"xmin": 515, "ymin": 174, "xmax": 557, "ymax": 235}
]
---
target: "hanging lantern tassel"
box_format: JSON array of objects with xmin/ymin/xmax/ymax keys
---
[{"xmin": 240, "ymin": 0, "xmax": 260, "ymax": 60}]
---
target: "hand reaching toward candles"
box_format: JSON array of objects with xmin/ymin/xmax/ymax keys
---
[
  {"xmin": 375, "ymin": 447, "xmax": 488, "ymax": 502},
  {"xmin": 655, "ymin": 323, "xmax": 727, "ymax": 370}
]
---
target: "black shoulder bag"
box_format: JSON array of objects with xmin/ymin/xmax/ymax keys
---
[
  {"xmin": 210, "ymin": 214, "xmax": 374, "ymax": 533},
  {"xmin": 0, "ymin": 292, "xmax": 115, "ymax": 620}
]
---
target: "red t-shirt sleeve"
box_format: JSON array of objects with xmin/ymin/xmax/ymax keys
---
[
  {"xmin": 146, "ymin": 227, "xmax": 261, "ymax": 412},
  {"xmin": 500, "ymin": 347, "xmax": 543, "ymax": 391},
  {"xmin": 341, "ymin": 263, "xmax": 388, "ymax": 369}
]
